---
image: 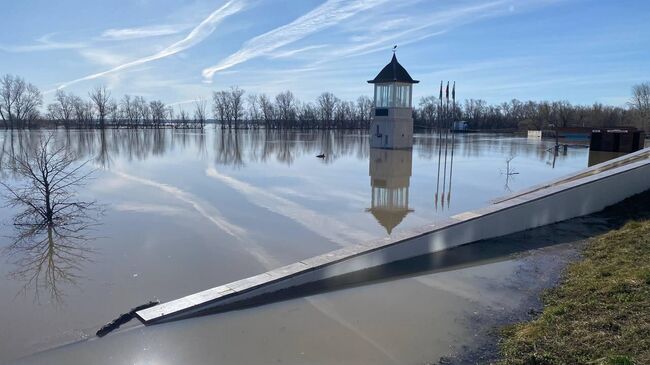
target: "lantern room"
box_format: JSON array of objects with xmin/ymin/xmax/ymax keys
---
[{"xmin": 367, "ymin": 53, "xmax": 419, "ymax": 149}]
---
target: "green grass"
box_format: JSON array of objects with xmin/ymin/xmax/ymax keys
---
[{"xmin": 498, "ymin": 220, "xmax": 650, "ymax": 365}]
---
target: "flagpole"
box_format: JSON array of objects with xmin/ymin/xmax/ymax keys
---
[
  {"xmin": 435, "ymin": 81, "xmax": 443, "ymax": 209},
  {"xmin": 442, "ymin": 81, "xmax": 450, "ymax": 207},
  {"xmin": 448, "ymin": 81, "xmax": 456, "ymax": 206}
]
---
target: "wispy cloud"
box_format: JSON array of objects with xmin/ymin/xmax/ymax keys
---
[
  {"xmin": 0, "ymin": 33, "xmax": 85, "ymax": 53},
  {"xmin": 201, "ymin": 0, "xmax": 548, "ymax": 85},
  {"xmin": 79, "ymin": 48, "xmax": 131, "ymax": 67},
  {"xmin": 100, "ymin": 24, "xmax": 190, "ymax": 40},
  {"xmin": 269, "ymin": 44, "xmax": 329, "ymax": 59},
  {"xmin": 201, "ymin": 0, "xmax": 388, "ymax": 80},
  {"xmin": 57, "ymin": 0, "xmax": 245, "ymax": 89},
  {"xmin": 318, "ymin": 0, "xmax": 512, "ymax": 61}
]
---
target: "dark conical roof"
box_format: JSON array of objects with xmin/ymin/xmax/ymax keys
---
[{"xmin": 368, "ymin": 54, "xmax": 419, "ymax": 84}]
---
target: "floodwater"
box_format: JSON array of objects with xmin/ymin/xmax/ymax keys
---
[{"xmin": 0, "ymin": 128, "xmax": 595, "ymax": 363}]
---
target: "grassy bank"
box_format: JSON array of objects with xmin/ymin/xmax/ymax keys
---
[{"xmin": 498, "ymin": 219, "xmax": 650, "ymax": 365}]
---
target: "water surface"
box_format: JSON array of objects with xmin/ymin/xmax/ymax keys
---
[{"xmin": 0, "ymin": 128, "xmax": 591, "ymax": 361}]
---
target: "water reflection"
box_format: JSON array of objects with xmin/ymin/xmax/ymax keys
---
[
  {"xmin": 0, "ymin": 128, "xmax": 596, "ymax": 362},
  {"xmin": 367, "ymin": 148, "xmax": 413, "ymax": 234},
  {"xmin": 1, "ymin": 133, "xmax": 101, "ymax": 304},
  {"xmin": 434, "ymin": 130, "xmax": 456, "ymax": 209},
  {"xmin": 5, "ymin": 224, "xmax": 96, "ymax": 304},
  {"xmin": 501, "ymin": 155, "xmax": 519, "ymax": 192},
  {"xmin": 0, "ymin": 128, "xmax": 590, "ymax": 171},
  {"xmin": 214, "ymin": 129, "xmax": 244, "ymax": 167},
  {"xmin": 587, "ymin": 150, "xmax": 628, "ymax": 167}
]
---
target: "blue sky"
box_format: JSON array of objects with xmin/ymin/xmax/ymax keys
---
[{"xmin": 1, "ymin": 0, "xmax": 648, "ymax": 109}]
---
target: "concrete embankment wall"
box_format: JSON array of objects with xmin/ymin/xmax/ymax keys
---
[{"xmin": 137, "ymin": 148, "xmax": 650, "ymax": 324}]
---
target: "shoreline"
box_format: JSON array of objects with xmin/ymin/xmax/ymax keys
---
[
  {"xmin": 441, "ymin": 190, "xmax": 650, "ymax": 365},
  {"xmin": 497, "ymin": 218, "xmax": 650, "ymax": 365}
]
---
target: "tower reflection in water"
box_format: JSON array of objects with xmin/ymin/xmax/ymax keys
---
[{"xmin": 366, "ymin": 148, "xmax": 414, "ymax": 235}]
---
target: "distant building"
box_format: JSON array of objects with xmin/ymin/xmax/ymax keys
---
[
  {"xmin": 527, "ymin": 130, "xmax": 542, "ymax": 139},
  {"xmin": 368, "ymin": 54, "xmax": 419, "ymax": 149},
  {"xmin": 367, "ymin": 148, "xmax": 413, "ymax": 234},
  {"xmin": 453, "ymin": 121, "xmax": 469, "ymax": 132},
  {"xmin": 556, "ymin": 127, "xmax": 591, "ymax": 141}
]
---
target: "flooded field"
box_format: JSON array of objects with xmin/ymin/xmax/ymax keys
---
[{"xmin": 0, "ymin": 128, "xmax": 593, "ymax": 362}]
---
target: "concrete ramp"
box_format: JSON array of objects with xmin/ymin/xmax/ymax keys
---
[{"xmin": 136, "ymin": 148, "xmax": 650, "ymax": 324}]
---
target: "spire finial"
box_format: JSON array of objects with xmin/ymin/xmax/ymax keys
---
[{"xmin": 392, "ymin": 45, "xmax": 397, "ymax": 54}]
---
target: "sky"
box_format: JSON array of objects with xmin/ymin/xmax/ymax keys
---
[{"xmin": 1, "ymin": 0, "xmax": 648, "ymax": 110}]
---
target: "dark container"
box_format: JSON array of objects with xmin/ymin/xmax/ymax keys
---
[{"xmin": 590, "ymin": 127, "xmax": 645, "ymax": 153}]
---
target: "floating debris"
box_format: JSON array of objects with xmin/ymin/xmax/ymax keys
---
[{"xmin": 96, "ymin": 300, "xmax": 159, "ymax": 337}]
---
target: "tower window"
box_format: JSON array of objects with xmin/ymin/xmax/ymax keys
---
[
  {"xmin": 374, "ymin": 83, "xmax": 411, "ymax": 108},
  {"xmin": 375, "ymin": 84, "xmax": 392, "ymax": 107},
  {"xmin": 394, "ymin": 84, "xmax": 411, "ymax": 108}
]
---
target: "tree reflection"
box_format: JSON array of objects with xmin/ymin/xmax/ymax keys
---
[
  {"xmin": 5, "ymin": 223, "xmax": 96, "ymax": 304},
  {"xmin": 501, "ymin": 155, "xmax": 519, "ymax": 192},
  {"xmin": 0, "ymin": 128, "xmax": 571, "ymax": 172},
  {"xmin": 1, "ymin": 134, "xmax": 101, "ymax": 304},
  {"xmin": 214, "ymin": 128, "xmax": 245, "ymax": 167}
]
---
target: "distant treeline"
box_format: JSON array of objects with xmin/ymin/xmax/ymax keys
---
[
  {"xmin": 1, "ymin": 74, "xmax": 648, "ymax": 131},
  {"xmin": 418, "ymin": 94, "xmax": 650, "ymax": 132}
]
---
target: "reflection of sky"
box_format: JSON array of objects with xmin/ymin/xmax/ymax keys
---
[{"xmin": 0, "ymin": 129, "xmax": 590, "ymax": 362}]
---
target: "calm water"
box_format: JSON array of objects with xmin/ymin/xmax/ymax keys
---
[{"xmin": 0, "ymin": 128, "xmax": 592, "ymax": 362}]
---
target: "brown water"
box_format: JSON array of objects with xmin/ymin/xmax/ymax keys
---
[{"xmin": 0, "ymin": 128, "xmax": 592, "ymax": 362}]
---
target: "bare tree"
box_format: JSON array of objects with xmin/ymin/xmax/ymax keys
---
[
  {"xmin": 193, "ymin": 98, "xmax": 208, "ymax": 128},
  {"xmin": 177, "ymin": 109, "xmax": 190, "ymax": 128},
  {"xmin": 134, "ymin": 96, "xmax": 149, "ymax": 126},
  {"xmin": 149, "ymin": 100, "xmax": 167, "ymax": 126},
  {"xmin": 356, "ymin": 95, "xmax": 373, "ymax": 128},
  {"xmin": 212, "ymin": 90, "xmax": 230, "ymax": 128},
  {"xmin": 46, "ymin": 104, "xmax": 63, "ymax": 126},
  {"xmin": 298, "ymin": 102, "xmax": 317, "ymax": 128},
  {"xmin": 89, "ymin": 86, "xmax": 112, "ymax": 128},
  {"xmin": 0, "ymin": 75, "xmax": 15, "ymax": 129},
  {"xmin": 120, "ymin": 95, "xmax": 136, "ymax": 126},
  {"xmin": 259, "ymin": 94, "xmax": 274, "ymax": 127},
  {"xmin": 1, "ymin": 135, "xmax": 100, "ymax": 302},
  {"xmin": 71, "ymin": 96, "xmax": 94, "ymax": 127},
  {"xmin": 246, "ymin": 94, "xmax": 260, "ymax": 125},
  {"xmin": 0, "ymin": 75, "xmax": 42, "ymax": 129},
  {"xmin": 56, "ymin": 90, "xmax": 74, "ymax": 126},
  {"xmin": 46, "ymin": 90, "xmax": 75, "ymax": 128},
  {"xmin": 418, "ymin": 96, "xmax": 438, "ymax": 127},
  {"xmin": 334, "ymin": 100, "xmax": 354, "ymax": 128},
  {"xmin": 630, "ymin": 82, "xmax": 650, "ymax": 132},
  {"xmin": 107, "ymin": 100, "xmax": 119, "ymax": 125},
  {"xmin": 275, "ymin": 90, "xmax": 296, "ymax": 126},
  {"xmin": 500, "ymin": 155, "xmax": 519, "ymax": 191},
  {"xmin": 229, "ymin": 86, "xmax": 245, "ymax": 128},
  {"xmin": 1, "ymin": 134, "xmax": 96, "ymax": 227},
  {"xmin": 630, "ymin": 82, "xmax": 650, "ymax": 111},
  {"xmin": 317, "ymin": 92, "xmax": 339, "ymax": 128}
]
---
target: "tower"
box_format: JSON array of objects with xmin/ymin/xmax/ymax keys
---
[
  {"xmin": 368, "ymin": 53, "xmax": 419, "ymax": 149},
  {"xmin": 366, "ymin": 148, "xmax": 413, "ymax": 235}
]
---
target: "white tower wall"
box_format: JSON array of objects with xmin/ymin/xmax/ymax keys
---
[{"xmin": 370, "ymin": 108, "xmax": 414, "ymax": 149}]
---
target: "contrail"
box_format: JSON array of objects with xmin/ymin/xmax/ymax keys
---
[
  {"xmin": 202, "ymin": 0, "xmax": 387, "ymax": 80},
  {"xmin": 56, "ymin": 0, "xmax": 245, "ymax": 90}
]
